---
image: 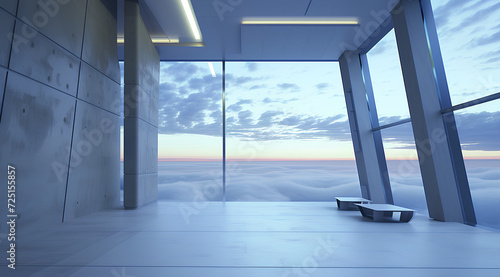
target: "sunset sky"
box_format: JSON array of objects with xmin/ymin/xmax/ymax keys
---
[{"xmin": 121, "ymin": 0, "xmax": 500, "ymax": 161}]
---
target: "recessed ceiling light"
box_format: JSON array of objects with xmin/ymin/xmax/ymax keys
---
[
  {"xmin": 181, "ymin": 0, "xmax": 202, "ymax": 40},
  {"xmin": 241, "ymin": 17, "xmax": 359, "ymax": 25}
]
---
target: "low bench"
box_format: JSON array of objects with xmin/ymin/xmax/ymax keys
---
[
  {"xmin": 335, "ymin": 197, "xmax": 372, "ymax": 210},
  {"xmin": 355, "ymin": 204, "xmax": 415, "ymax": 222}
]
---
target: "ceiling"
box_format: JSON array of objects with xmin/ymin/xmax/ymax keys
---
[{"xmin": 117, "ymin": 0, "xmax": 398, "ymax": 61}]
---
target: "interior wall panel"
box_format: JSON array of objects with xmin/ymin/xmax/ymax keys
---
[
  {"xmin": 64, "ymin": 100, "xmax": 120, "ymax": 219},
  {"xmin": 9, "ymin": 21, "xmax": 80, "ymax": 96},
  {"xmin": 82, "ymin": 0, "xmax": 120, "ymax": 83},
  {"xmin": 17, "ymin": 0, "xmax": 87, "ymax": 56},
  {"xmin": 0, "ymin": 72, "xmax": 75, "ymax": 228},
  {"xmin": 0, "ymin": 9, "xmax": 15, "ymax": 67},
  {"xmin": 78, "ymin": 62, "xmax": 121, "ymax": 115},
  {"xmin": 1, "ymin": 0, "xmax": 121, "ymax": 228},
  {"xmin": 0, "ymin": 0, "xmax": 18, "ymax": 16}
]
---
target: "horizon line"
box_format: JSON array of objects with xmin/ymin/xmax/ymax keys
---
[{"xmin": 148, "ymin": 157, "xmax": 500, "ymax": 162}]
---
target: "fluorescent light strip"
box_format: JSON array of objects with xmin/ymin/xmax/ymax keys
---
[
  {"xmin": 208, "ymin": 62, "xmax": 216, "ymax": 77},
  {"xmin": 241, "ymin": 17, "xmax": 359, "ymax": 25},
  {"xmin": 181, "ymin": 0, "xmax": 201, "ymax": 40},
  {"xmin": 151, "ymin": 37, "xmax": 180, "ymax": 44},
  {"xmin": 117, "ymin": 37, "xmax": 180, "ymax": 44}
]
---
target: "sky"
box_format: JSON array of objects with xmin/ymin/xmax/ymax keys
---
[{"xmin": 120, "ymin": 0, "xmax": 500, "ymax": 161}]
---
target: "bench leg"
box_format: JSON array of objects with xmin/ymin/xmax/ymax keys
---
[
  {"xmin": 373, "ymin": 211, "xmax": 388, "ymax": 222},
  {"xmin": 399, "ymin": 211, "xmax": 414, "ymax": 222}
]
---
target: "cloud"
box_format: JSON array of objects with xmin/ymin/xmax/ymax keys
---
[
  {"xmin": 262, "ymin": 97, "xmax": 299, "ymax": 104},
  {"xmin": 279, "ymin": 116, "xmax": 302, "ymax": 126},
  {"xmin": 158, "ymin": 72, "xmax": 222, "ymax": 136},
  {"xmin": 455, "ymin": 111, "xmax": 500, "ymax": 151},
  {"xmin": 376, "ymin": 111, "xmax": 500, "ymax": 152},
  {"xmin": 237, "ymin": 110, "xmax": 253, "ymax": 126},
  {"xmin": 227, "ymin": 99, "xmax": 253, "ymax": 112},
  {"xmin": 277, "ymin": 83, "xmax": 300, "ymax": 92},
  {"xmin": 157, "ymin": 160, "xmax": 361, "ymax": 202},
  {"xmin": 151, "ymin": 159, "xmax": 500, "ymax": 229},
  {"xmin": 258, "ymin": 111, "xmax": 284, "ymax": 127},
  {"xmin": 250, "ymin": 84, "xmax": 266, "ymax": 90},
  {"xmin": 245, "ymin": 63, "xmax": 259, "ymax": 72},
  {"xmin": 226, "ymin": 111, "xmax": 350, "ymax": 142},
  {"xmin": 155, "ymin": 61, "xmax": 499, "ymax": 154},
  {"xmin": 315, "ymin": 82, "xmax": 330, "ymax": 91},
  {"xmin": 449, "ymin": 1, "xmax": 500, "ymax": 35},
  {"xmin": 225, "ymin": 74, "xmax": 262, "ymax": 86},
  {"xmin": 367, "ymin": 35, "xmax": 393, "ymax": 57},
  {"xmin": 472, "ymin": 28, "xmax": 500, "ymax": 47},
  {"xmin": 263, "ymin": 97, "xmax": 277, "ymax": 104},
  {"xmin": 161, "ymin": 63, "xmax": 200, "ymax": 83},
  {"xmin": 479, "ymin": 48, "xmax": 500, "ymax": 64}
]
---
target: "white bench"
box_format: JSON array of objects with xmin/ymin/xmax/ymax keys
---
[
  {"xmin": 335, "ymin": 197, "xmax": 372, "ymax": 210},
  {"xmin": 355, "ymin": 204, "xmax": 415, "ymax": 222}
]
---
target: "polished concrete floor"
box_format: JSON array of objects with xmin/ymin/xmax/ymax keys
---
[{"xmin": 1, "ymin": 201, "xmax": 500, "ymax": 276}]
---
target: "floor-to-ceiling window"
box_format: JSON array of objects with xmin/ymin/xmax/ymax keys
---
[
  {"xmin": 366, "ymin": 30, "xmax": 426, "ymax": 213},
  {"xmin": 380, "ymin": 123, "xmax": 426, "ymax": 213},
  {"xmin": 157, "ymin": 62, "xmax": 223, "ymax": 201},
  {"xmin": 429, "ymin": 0, "xmax": 500, "ymax": 229},
  {"xmin": 367, "ymin": 30, "xmax": 410, "ymax": 125},
  {"xmin": 121, "ymin": 61, "xmax": 359, "ymax": 203},
  {"xmin": 225, "ymin": 62, "xmax": 357, "ymax": 201}
]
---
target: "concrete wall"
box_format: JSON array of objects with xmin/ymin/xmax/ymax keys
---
[
  {"xmin": 0, "ymin": 0, "xmax": 121, "ymax": 229},
  {"xmin": 123, "ymin": 0, "xmax": 159, "ymax": 208}
]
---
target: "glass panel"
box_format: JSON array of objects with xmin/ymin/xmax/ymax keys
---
[
  {"xmin": 366, "ymin": 29, "xmax": 410, "ymax": 125},
  {"xmin": 225, "ymin": 62, "xmax": 358, "ymax": 201},
  {"xmin": 380, "ymin": 123, "xmax": 427, "ymax": 213},
  {"xmin": 454, "ymin": 99, "xmax": 500, "ymax": 229},
  {"xmin": 430, "ymin": 0, "xmax": 500, "ymax": 104},
  {"xmin": 157, "ymin": 62, "xmax": 223, "ymax": 201}
]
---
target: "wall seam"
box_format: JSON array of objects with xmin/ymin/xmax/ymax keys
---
[
  {"xmin": 0, "ymin": 7, "xmax": 17, "ymax": 123},
  {"xmin": 0, "ymin": 71, "xmax": 7, "ymax": 123},
  {"xmin": 61, "ymin": 99, "xmax": 79, "ymax": 223},
  {"xmin": 62, "ymin": 0, "xmax": 89, "ymax": 223}
]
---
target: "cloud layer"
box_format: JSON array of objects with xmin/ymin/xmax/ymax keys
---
[{"xmin": 151, "ymin": 160, "xmax": 500, "ymax": 230}]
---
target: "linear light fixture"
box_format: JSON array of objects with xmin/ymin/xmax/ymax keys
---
[
  {"xmin": 117, "ymin": 37, "xmax": 180, "ymax": 45},
  {"xmin": 208, "ymin": 62, "xmax": 216, "ymax": 77},
  {"xmin": 241, "ymin": 17, "xmax": 359, "ymax": 25},
  {"xmin": 181, "ymin": 0, "xmax": 202, "ymax": 40}
]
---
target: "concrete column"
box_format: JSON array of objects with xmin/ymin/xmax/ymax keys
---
[
  {"xmin": 124, "ymin": 0, "xmax": 160, "ymax": 209},
  {"xmin": 339, "ymin": 52, "xmax": 393, "ymax": 204},
  {"xmin": 392, "ymin": 0, "xmax": 475, "ymax": 223}
]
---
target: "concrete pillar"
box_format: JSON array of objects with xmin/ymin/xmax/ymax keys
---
[
  {"xmin": 124, "ymin": 0, "xmax": 160, "ymax": 209},
  {"xmin": 392, "ymin": 0, "xmax": 476, "ymax": 223},
  {"xmin": 339, "ymin": 52, "xmax": 393, "ymax": 204}
]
